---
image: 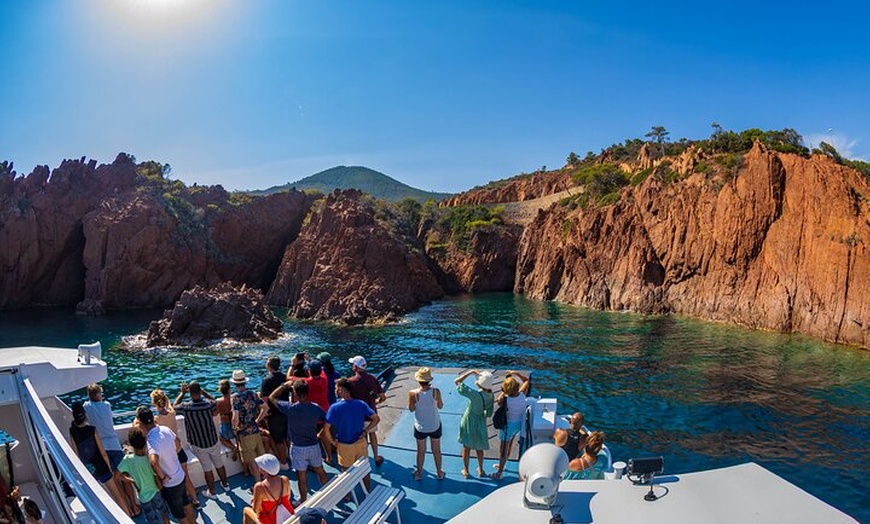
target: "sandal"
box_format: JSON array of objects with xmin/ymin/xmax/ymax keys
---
[
  {"xmin": 461, "ymin": 469, "xmax": 469, "ymax": 479},
  {"xmin": 437, "ymin": 470, "xmax": 445, "ymax": 480},
  {"xmin": 477, "ymin": 468, "xmax": 487, "ymax": 478},
  {"xmin": 413, "ymin": 469, "xmax": 423, "ymax": 481}
]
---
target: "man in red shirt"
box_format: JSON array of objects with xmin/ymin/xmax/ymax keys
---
[{"xmin": 347, "ymin": 355, "xmax": 386, "ymax": 467}]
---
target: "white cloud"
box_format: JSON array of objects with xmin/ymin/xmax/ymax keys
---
[{"xmin": 805, "ymin": 131, "xmax": 865, "ymax": 161}]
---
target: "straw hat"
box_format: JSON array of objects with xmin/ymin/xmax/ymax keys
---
[
  {"xmin": 415, "ymin": 367, "xmax": 433, "ymax": 383},
  {"xmin": 231, "ymin": 369, "xmax": 249, "ymax": 385},
  {"xmin": 476, "ymin": 371, "xmax": 494, "ymax": 391}
]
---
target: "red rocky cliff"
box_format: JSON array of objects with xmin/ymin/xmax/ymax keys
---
[
  {"xmin": 515, "ymin": 142, "xmax": 870, "ymax": 348},
  {"xmin": 0, "ymin": 156, "xmax": 138, "ymax": 309},
  {"xmin": 80, "ymin": 188, "xmax": 311, "ymax": 310},
  {"xmin": 268, "ymin": 190, "xmax": 444, "ymax": 324},
  {"xmin": 0, "ymin": 155, "xmax": 312, "ymax": 312}
]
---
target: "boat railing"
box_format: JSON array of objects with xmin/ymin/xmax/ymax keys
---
[{"xmin": 15, "ymin": 368, "xmax": 135, "ymax": 524}]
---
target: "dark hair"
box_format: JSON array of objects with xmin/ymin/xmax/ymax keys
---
[
  {"xmin": 322, "ymin": 358, "xmax": 336, "ymax": 376},
  {"xmin": 336, "ymin": 378, "xmax": 352, "ymax": 393},
  {"xmin": 188, "ymin": 381, "xmax": 201, "ymax": 394},
  {"xmin": 71, "ymin": 401, "xmax": 87, "ymax": 426},
  {"xmin": 292, "ymin": 379, "xmax": 309, "ymax": 399},
  {"xmin": 136, "ymin": 405, "xmax": 155, "ymax": 425},
  {"xmin": 294, "ymin": 352, "xmax": 307, "ymax": 362},
  {"xmin": 128, "ymin": 427, "xmax": 147, "ymax": 450},
  {"xmin": 22, "ymin": 498, "xmax": 41, "ymax": 519},
  {"xmin": 292, "ymin": 362, "xmax": 307, "ymax": 378},
  {"xmin": 267, "ymin": 355, "xmax": 281, "ymax": 371}
]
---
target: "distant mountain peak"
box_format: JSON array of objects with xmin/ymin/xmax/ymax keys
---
[{"xmin": 250, "ymin": 165, "xmax": 452, "ymax": 202}]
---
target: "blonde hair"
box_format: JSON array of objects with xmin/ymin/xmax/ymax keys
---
[
  {"xmin": 585, "ymin": 431, "xmax": 605, "ymax": 455},
  {"xmin": 150, "ymin": 389, "xmax": 169, "ymax": 409},
  {"xmin": 501, "ymin": 376, "xmax": 519, "ymax": 397},
  {"xmin": 86, "ymin": 383, "xmax": 102, "ymax": 401}
]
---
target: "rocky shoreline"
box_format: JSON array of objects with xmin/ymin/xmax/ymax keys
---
[{"xmin": 1, "ymin": 145, "xmax": 867, "ymax": 348}]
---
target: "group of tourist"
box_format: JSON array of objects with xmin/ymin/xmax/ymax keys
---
[
  {"xmin": 414, "ymin": 368, "xmax": 605, "ymax": 481},
  {"xmin": 67, "ymin": 356, "xmax": 605, "ymax": 524},
  {"xmin": 411, "ymin": 368, "xmax": 531, "ymax": 480},
  {"xmin": 68, "ymin": 351, "xmax": 385, "ymax": 524}
]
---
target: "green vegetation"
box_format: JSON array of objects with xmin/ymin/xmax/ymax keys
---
[
  {"xmin": 812, "ymin": 141, "xmax": 870, "ymax": 180},
  {"xmin": 249, "ymin": 165, "xmax": 453, "ymax": 203},
  {"xmin": 645, "ymin": 126, "xmax": 670, "ymax": 156}
]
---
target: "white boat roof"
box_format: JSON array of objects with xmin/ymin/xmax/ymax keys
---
[
  {"xmin": 0, "ymin": 346, "xmax": 107, "ymax": 405},
  {"xmin": 447, "ymin": 462, "xmax": 858, "ymax": 524}
]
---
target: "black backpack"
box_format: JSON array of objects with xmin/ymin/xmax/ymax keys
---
[{"xmin": 492, "ymin": 397, "xmax": 508, "ymax": 429}]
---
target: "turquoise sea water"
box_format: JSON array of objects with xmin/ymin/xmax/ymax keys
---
[{"xmin": 1, "ymin": 293, "xmax": 868, "ymax": 521}]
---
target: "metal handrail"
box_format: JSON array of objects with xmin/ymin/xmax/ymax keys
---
[{"xmin": 16, "ymin": 370, "xmax": 136, "ymax": 524}]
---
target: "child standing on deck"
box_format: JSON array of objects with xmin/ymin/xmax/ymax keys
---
[{"xmin": 117, "ymin": 427, "xmax": 171, "ymax": 524}]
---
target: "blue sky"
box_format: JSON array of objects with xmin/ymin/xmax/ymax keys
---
[{"xmin": 1, "ymin": 1, "xmax": 867, "ymax": 193}]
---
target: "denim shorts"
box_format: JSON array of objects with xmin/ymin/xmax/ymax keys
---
[
  {"xmin": 219, "ymin": 422, "xmax": 235, "ymax": 441},
  {"xmin": 106, "ymin": 449, "xmax": 124, "ymax": 472},
  {"xmin": 499, "ymin": 420, "xmax": 522, "ymax": 442},
  {"xmin": 140, "ymin": 491, "xmax": 171, "ymax": 524}
]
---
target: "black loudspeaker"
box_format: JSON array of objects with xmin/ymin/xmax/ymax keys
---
[{"xmin": 628, "ymin": 456, "xmax": 664, "ymax": 477}]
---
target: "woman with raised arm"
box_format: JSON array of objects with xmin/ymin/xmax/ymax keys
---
[
  {"xmin": 492, "ymin": 370, "xmax": 530, "ymax": 480},
  {"xmin": 454, "ymin": 369, "xmax": 494, "ymax": 478}
]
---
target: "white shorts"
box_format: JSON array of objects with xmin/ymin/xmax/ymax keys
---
[
  {"xmin": 290, "ymin": 443, "xmax": 323, "ymax": 471},
  {"xmin": 190, "ymin": 442, "xmax": 224, "ymax": 472}
]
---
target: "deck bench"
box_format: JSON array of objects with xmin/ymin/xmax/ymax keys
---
[{"xmin": 281, "ymin": 456, "xmax": 402, "ymax": 524}]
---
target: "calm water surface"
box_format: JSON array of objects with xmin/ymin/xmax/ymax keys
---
[{"xmin": 1, "ymin": 294, "xmax": 867, "ymax": 521}]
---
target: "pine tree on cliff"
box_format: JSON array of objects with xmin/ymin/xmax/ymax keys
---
[{"xmin": 646, "ymin": 126, "xmax": 669, "ymax": 156}]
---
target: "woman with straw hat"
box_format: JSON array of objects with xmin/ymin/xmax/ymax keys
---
[
  {"xmin": 408, "ymin": 367, "xmax": 444, "ymax": 480},
  {"xmin": 453, "ymin": 369, "xmax": 494, "ymax": 478}
]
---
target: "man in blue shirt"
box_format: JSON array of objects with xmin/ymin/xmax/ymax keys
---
[
  {"xmin": 324, "ymin": 378, "xmax": 379, "ymax": 492},
  {"xmin": 269, "ymin": 380, "xmax": 329, "ymax": 502}
]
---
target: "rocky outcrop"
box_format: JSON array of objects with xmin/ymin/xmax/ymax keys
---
[
  {"xmin": 442, "ymin": 169, "xmax": 574, "ymax": 206},
  {"xmin": 0, "ymin": 154, "xmax": 312, "ymax": 312},
  {"xmin": 146, "ymin": 283, "xmax": 282, "ymax": 346},
  {"xmin": 79, "ymin": 188, "xmax": 311, "ymax": 310},
  {"xmin": 0, "ymin": 155, "xmax": 139, "ymax": 309},
  {"xmin": 268, "ymin": 190, "xmax": 444, "ymax": 324},
  {"xmin": 515, "ymin": 142, "xmax": 870, "ymax": 348},
  {"xmin": 425, "ymin": 224, "xmax": 523, "ymax": 293}
]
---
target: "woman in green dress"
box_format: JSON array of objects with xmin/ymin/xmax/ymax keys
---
[{"xmin": 454, "ymin": 369, "xmax": 494, "ymax": 478}]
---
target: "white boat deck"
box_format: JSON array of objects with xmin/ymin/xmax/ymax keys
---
[
  {"xmin": 447, "ymin": 462, "xmax": 859, "ymax": 524},
  {"xmin": 0, "ymin": 346, "xmax": 106, "ymax": 405}
]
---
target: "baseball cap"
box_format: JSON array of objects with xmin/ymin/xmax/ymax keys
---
[{"xmin": 348, "ymin": 355, "xmax": 366, "ymax": 369}]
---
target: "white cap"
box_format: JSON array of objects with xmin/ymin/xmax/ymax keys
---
[
  {"xmin": 348, "ymin": 355, "xmax": 367, "ymax": 369},
  {"xmin": 254, "ymin": 453, "xmax": 280, "ymax": 476}
]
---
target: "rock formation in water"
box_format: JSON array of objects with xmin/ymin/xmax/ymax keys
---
[
  {"xmin": 0, "ymin": 154, "xmax": 313, "ymax": 312},
  {"xmin": 514, "ymin": 141, "xmax": 870, "ymax": 348},
  {"xmin": 0, "ymin": 156, "xmax": 139, "ymax": 309},
  {"xmin": 268, "ymin": 190, "xmax": 444, "ymax": 324},
  {"xmin": 146, "ymin": 282, "xmax": 282, "ymax": 346},
  {"xmin": 79, "ymin": 185, "xmax": 311, "ymax": 311}
]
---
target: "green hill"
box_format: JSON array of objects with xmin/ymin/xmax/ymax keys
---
[{"xmin": 250, "ymin": 166, "xmax": 453, "ymax": 202}]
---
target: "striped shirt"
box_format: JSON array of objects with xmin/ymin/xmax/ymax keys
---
[{"xmin": 176, "ymin": 398, "xmax": 218, "ymax": 449}]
